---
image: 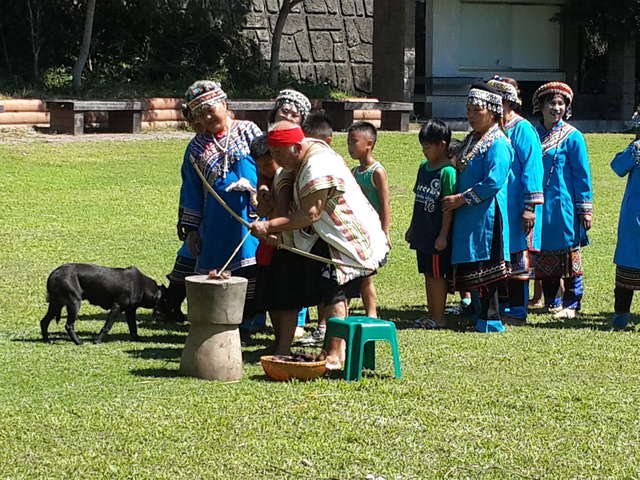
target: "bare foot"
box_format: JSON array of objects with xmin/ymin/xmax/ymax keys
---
[
  {"xmin": 325, "ymin": 355, "xmax": 342, "ymax": 371},
  {"xmin": 553, "ymin": 307, "xmax": 576, "ymax": 320}
]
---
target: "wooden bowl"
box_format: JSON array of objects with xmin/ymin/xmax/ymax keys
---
[{"xmin": 260, "ymin": 355, "xmax": 327, "ymax": 381}]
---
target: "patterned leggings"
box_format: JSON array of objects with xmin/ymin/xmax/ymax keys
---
[{"xmin": 542, "ymin": 275, "xmax": 583, "ymax": 310}]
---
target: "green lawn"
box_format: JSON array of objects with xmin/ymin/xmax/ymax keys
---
[{"xmin": 1, "ymin": 132, "xmax": 640, "ymax": 479}]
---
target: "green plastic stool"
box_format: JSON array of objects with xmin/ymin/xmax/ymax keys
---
[{"xmin": 325, "ymin": 316, "xmax": 402, "ymax": 381}]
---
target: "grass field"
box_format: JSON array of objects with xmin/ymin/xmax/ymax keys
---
[{"xmin": 1, "ymin": 131, "xmax": 640, "ymax": 479}]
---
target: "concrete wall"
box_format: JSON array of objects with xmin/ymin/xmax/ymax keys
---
[{"xmin": 243, "ymin": 0, "xmax": 374, "ymax": 95}]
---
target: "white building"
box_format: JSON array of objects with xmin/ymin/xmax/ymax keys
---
[
  {"xmin": 422, "ymin": 0, "xmax": 565, "ymax": 118},
  {"xmin": 373, "ymin": 0, "xmax": 637, "ymax": 129}
]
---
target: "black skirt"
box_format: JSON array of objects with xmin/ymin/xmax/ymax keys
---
[{"xmin": 255, "ymin": 240, "xmax": 364, "ymax": 311}]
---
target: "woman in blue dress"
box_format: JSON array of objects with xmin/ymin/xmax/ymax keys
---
[
  {"xmin": 442, "ymin": 83, "xmax": 513, "ymax": 333},
  {"xmin": 611, "ymin": 110, "xmax": 640, "ymax": 328},
  {"xmin": 177, "ymin": 80, "xmax": 262, "ymax": 319},
  {"xmin": 532, "ymin": 82, "xmax": 593, "ymax": 320},
  {"xmin": 487, "ymin": 76, "xmax": 544, "ymax": 325}
]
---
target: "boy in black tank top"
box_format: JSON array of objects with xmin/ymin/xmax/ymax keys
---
[{"xmin": 405, "ymin": 120, "xmax": 457, "ymax": 328}]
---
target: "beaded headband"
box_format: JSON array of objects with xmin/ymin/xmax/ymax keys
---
[
  {"xmin": 467, "ymin": 88, "xmax": 503, "ymax": 116},
  {"xmin": 532, "ymin": 82, "xmax": 574, "ymax": 115},
  {"xmin": 487, "ymin": 77, "xmax": 521, "ymax": 106},
  {"xmin": 274, "ymin": 89, "xmax": 311, "ymax": 121},
  {"xmin": 183, "ymin": 80, "xmax": 228, "ymax": 117}
]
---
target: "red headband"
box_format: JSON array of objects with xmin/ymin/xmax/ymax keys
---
[{"xmin": 267, "ymin": 126, "xmax": 305, "ymax": 147}]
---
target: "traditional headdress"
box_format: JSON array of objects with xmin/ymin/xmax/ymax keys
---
[
  {"xmin": 487, "ymin": 76, "xmax": 521, "ymax": 106},
  {"xmin": 182, "ymin": 80, "xmax": 227, "ymax": 120},
  {"xmin": 532, "ymin": 82, "xmax": 574, "ymax": 118},
  {"xmin": 467, "ymin": 85, "xmax": 503, "ymax": 117},
  {"xmin": 274, "ymin": 89, "xmax": 312, "ymax": 122}
]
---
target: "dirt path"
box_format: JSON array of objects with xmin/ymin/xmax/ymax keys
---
[{"xmin": 0, "ymin": 126, "xmax": 194, "ymax": 144}]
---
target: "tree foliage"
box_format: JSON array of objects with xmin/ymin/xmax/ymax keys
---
[
  {"xmin": 556, "ymin": 0, "xmax": 640, "ymax": 41},
  {"xmin": 0, "ymin": 0, "xmax": 268, "ymax": 95}
]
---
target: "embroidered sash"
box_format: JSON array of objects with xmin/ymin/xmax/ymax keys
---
[{"xmin": 540, "ymin": 122, "xmax": 576, "ymax": 154}]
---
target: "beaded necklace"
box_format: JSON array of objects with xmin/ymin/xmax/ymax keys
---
[{"xmin": 458, "ymin": 124, "xmax": 503, "ymax": 172}]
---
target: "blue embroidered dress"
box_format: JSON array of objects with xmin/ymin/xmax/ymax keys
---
[
  {"xmin": 452, "ymin": 125, "xmax": 513, "ymax": 290},
  {"xmin": 504, "ymin": 115, "xmax": 544, "ymax": 256},
  {"xmin": 179, "ymin": 120, "xmax": 262, "ymax": 273},
  {"xmin": 534, "ymin": 120, "xmax": 592, "ymax": 311},
  {"xmin": 612, "ymin": 140, "xmax": 640, "ymax": 290},
  {"xmin": 535, "ymin": 121, "xmax": 592, "ymax": 254}
]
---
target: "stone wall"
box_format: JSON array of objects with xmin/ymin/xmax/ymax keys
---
[{"xmin": 243, "ymin": 0, "xmax": 374, "ymax": 95}]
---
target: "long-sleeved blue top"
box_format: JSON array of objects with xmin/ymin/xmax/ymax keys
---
[
  {"xmin": 179, "ymin": 120, "xmax": 262, "ymax": 273},
  {"xmin": 452, "ymin": 125, "xmax": 513, "ymax": 264},
  {"xmin": 504, "ymin": 115, "xmax": 544, "ymax": 253},
  {"xmin": 535, "ymin": 121, "xmax": 592, "ymax": 252},
  {"xmin": 612, "ymin": 140, "xmax": 640, "ymax": 269}
]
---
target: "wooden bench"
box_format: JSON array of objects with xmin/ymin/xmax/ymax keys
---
[
  {"xmin": 45, "ymin": 100, "xmax": 143, "ymax": 135},
  {"xmin": 321, "ymin": 100, "xmax": 414, "ymax": 131},
  {"xmin": 227, "ymin": 100, "xmax": 274, "ymax": 131}
]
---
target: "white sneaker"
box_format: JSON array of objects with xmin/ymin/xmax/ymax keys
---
[{"xmin": 295, "ymin": 327, "xmax": 326, "ymax": 346}]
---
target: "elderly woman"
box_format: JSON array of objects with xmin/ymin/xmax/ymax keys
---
[
  {"xmin": 442, "ymin": 83, "xmax": 513, "ymax": 333},
  {"xmin": 249, "ymin": 121, "xmax": 389, "ymax": 368},
  {"xmin": 269, "ymin": 89, "xmax": 312, "ymax": 126},
  {"xmin": 532, "ymin": 82, "xmax": 593, "ymax": 320},
  {"xmin": 174, "ymin": 80, "xmax": 263, "ymax": 320},
  {"xmin": 487, "ymin": 76, "xmax": 544, "ymax": 325}
]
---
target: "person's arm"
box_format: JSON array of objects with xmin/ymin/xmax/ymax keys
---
[
  {"xmin": 256, "ymin": 185, "xmax": 273, "ymax": 218},
  {"xmin": 275, "ymin": 184, "xmax": 293, "ymax": 217},
  {"xmin": 610, "ymin": 141, "xmax": 639, "ymax": 178},
  {"xmin": 405, "ymin": 167, "xmax": 421, "ymax": 243},
  {"xmin": 435, "ymin": 166, "xmax": 456, "ymax": 251},
  {"xmin": 179, "ymin": 149, "xmax": 205, "ymax": 255},
  {"xmin": 566, "ymin": 131, "xmax": 593, "ymax": 230},
  {"xmin": 442, "ymin": 138, "xmax": 511, "ymax": 211},
  {"xmin": 249, "ymin": 189, "xmax": 329, "ymax": 237},
  {"xmin": 372, "ymin": 166, "xmax": 391, "ymax": 236},
  {"xmin": 515, "ymin": 124, "xmax": 544, "ymax": 234}
]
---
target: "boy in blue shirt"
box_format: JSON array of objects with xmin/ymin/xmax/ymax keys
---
[{"xmin": 405, "ymin": 119, "xmax": 457, "ymax": 328}]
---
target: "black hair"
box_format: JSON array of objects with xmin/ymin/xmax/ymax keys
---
[
  {"xmin": 347, "ymin": 121, "xmax": 378, "ymax": 146},
  {"xmin": 250, "ymin": 134, "xmax": 270, "ymax": 160},
  {"xmin": 418, "ymin": 118, "xmax": 452, "ymax": 146},
  {"xmin": 448, "ymin": 138, "xmax": 463, "ymax": 157},
  {"xmin": 302, "ymin": 111, "xmax": 333, "ymax": 139}
]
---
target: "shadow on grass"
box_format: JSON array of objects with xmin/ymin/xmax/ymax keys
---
[
  {"xmin": 129, "ymin": 367, "xmax": 179, "ymax": 378},
  {"xmin": 526, "ymin": 311, "xmax": 633, "ymax": 331},
  {"xmin": 243, "ymin": 346, "xmax": 275, "ymax": 364},
  {"xmin": 126, "ymin": 345, "xmax": 181, "ymax": 378},
  {"xmin": 125, "ymin": 346, "xmax": 182, "ymax": 360},
  {"xmin": 77, "ymin": 313, "xmax": 189, "ymax": 332},
  {"xmin": 13, "ymin": 330, "xmax": 186, "ymax": 344}
]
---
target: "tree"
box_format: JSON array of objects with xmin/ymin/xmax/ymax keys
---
[
  {"xmin": 73, "ymin": 0, "xmax": 97, "ymax": 91},
  {"xmin": 269, "ymin": 0, "xmax": 303, "ymax": 88},
  {"xmin": 26, "ymin": 0, "xmax": 43, "ymax": 81},
  {"xmin": 555, "ymin": 0, "xmax": 640, "ymax": 41}
]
